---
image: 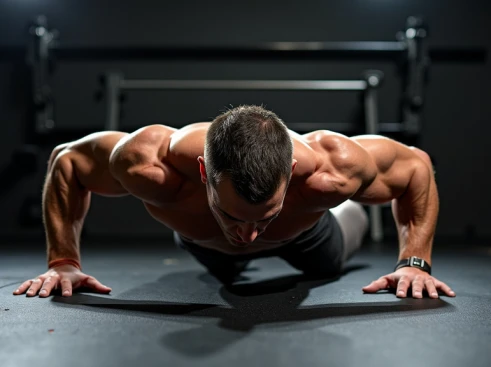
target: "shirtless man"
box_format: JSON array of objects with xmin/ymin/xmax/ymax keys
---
[{"xmin": 13, "ymin": 105, "xmax": 455, "ymax": 299}]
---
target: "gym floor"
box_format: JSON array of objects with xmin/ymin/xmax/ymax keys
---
[{"xmin": 1, "ymin": 240, "xmax": 490, "ymax": 367}]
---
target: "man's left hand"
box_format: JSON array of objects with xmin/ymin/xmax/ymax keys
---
[{"xmin": 362, "ymin": 267, "xmax": 456, "ymax": 298}]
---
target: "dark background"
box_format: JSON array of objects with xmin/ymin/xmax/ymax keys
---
[{"xmin": 0, "ymin": 0, "xmax": 489, "ymax": 244}]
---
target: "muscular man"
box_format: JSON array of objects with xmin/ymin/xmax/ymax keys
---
[{"xmin": 13, "ymin": 105, "xmax": 455, "ymax": 299}]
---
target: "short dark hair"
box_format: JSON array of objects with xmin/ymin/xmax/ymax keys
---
[{"xmin": 205, "ymin": 105, "xmax": 293, "ymax": 204}]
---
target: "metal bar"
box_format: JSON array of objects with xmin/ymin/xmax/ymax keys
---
[
  {"xmin": 120, "ymin": 79, "xmax": 367, "ymax": 91},
  {"xmin": 364, "ymin": 88, "xmax": 379, "ymax": 135},
  {"xmin": 268, "ymin": 41, "xmax": 406, "ymax": 51},
  {"xmin": 364, "ymin": 86, "xmax": 384, "ymax": 243},
  {"xmin": 0, "ymin": 44, "xmax": 486, "ymax": 62},
  {"xmin": 27, "ymin": 16, "xmax": 57, "ymax": 134},
  {"xmin": 50, "ymin": 42, "xmax": 406, "ymax": 61},
  {"xmin": 105, "ymin": 72, "xmax": 123, "ymax": 131},
  {"xmin": 401, "ymin": 17, "xmax": 427, "ymax": 136}
]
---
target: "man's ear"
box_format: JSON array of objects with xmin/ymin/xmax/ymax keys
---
[
  {"xmin": 291, "ymin": 159, "xmax": 298, "ymax": 173},
  {"xmin": 198, "ymin": 156, "xmax": 207, "ymax": 184}
]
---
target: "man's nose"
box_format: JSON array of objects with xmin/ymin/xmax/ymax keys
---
[{"xmin": 237, "ymin": 223, "xmax": 259, "ymax": 243}]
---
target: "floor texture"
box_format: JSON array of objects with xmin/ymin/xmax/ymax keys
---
[{"xmin": 1, "ymin": 241, "xmax": 490, "ymax": 367}]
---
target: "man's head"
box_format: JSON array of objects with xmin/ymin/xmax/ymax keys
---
[{"xmin": 198, "ymin": 105, "xmax": 296, "ymax": 246}]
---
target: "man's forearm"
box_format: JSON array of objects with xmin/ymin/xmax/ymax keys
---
[
  {"xmin": 43, "ymin": 158, "xmax": 90, "ymax": 264},
  {"xmin": 391, "ymin": 163, "xmax": 439, "ymax": 264}
]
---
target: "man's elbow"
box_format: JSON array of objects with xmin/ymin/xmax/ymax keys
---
[
  {"xmin": 409, "ymin": 147, "xmax": 433, "ymax": 173},
  {"xmin": 109, "ymin": 143, "xmax": 128, "ymax": 181}
]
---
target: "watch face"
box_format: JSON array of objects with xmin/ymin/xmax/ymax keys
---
[
  {"xmin": 410, "ymin": 257, "xmax": 424, "ymax": 267},
  {"xmin": 413, "ymin": 259, "xmax": 421, "ymax": 266}
]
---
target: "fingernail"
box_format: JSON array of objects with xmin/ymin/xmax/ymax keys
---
[
  {"xmin": 414, "ymin": 292, "xmax": 421, "ymax": 296},
  {"xmin": 63, "ymin": 290, "xmax": 69, "ymax": 296},
  {"xmin": 450, "ymin": 291, "xmax": 455, "ymax": 295},
  {"xmin": 431, "ymin": 292, "xmax": 438, "ymax": 297},
  {"xmin": 398, "ymin": 291, "xmax": 404, "ymax": 295},
  {"xmin": 14, "ymin": 289, "xmax": 19, "ymax": 293},
  {"xmin": 40, "ymin": 290, "xmax": 47, "ymax": 295}
]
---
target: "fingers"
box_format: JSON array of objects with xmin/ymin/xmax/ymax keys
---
[
  {"xmin": 396, "ymin": 276, "xmax": 411, "ymax": 298},
  {"xmin": 400, "ymin": 275, "xmax": 454, "ymax": 299},
  {"xmin": 13, "ymin": 272, "xmax": 112, "ymax": 298},
  {"xmin": 83, "ymin": 277, "xmax": 112, "ymax": 294},
  {"xmin": 362, "ymin": 277, "xmax": 390, "ymax": 293},
  {"xmin": 424, "ymin": 278, "xmax": 439, "ymax": 299},
  {"xmin": 433, "ymin": 279, "xmax": 456, "ymax": 297},
  {"xmin": 409, "ymin": 275, "xmax": 425, "ymax": 299},
  {"xmin": 26, "ymin": 278, "xmax": 44, "ymax": 297},
  {"xmin": 13, "ymin": 279, "xmax": 36, "ymax": 296},
  {"xmin": 39, "ymin": 276, "xmax": 58, "ymax": 298},
  {"xmin": 60, "ymin": 278, "xmax": 73, "ymax": 297}
]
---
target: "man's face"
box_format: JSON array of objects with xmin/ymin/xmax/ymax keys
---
[{"xmin": 206, "ymin": 178, "xmax": 288, "ymax": 247}]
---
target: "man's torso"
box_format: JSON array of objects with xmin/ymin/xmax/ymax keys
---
[{"xmin": 139, "ymin": 123, "xmax": 353, "ymax": 255}]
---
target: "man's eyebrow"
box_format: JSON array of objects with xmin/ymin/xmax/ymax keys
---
[
  {"xmin": 216, "ymin": 205, "xmax": 280, "ymax": 223},
  {"xmin": 217, "ymin": 207, "xmax": 244, "ymax": 222}
]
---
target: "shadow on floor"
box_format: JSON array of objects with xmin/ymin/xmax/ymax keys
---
[
  {"xmin": 51, "ymin": 263, "xmax": 454, "ymax": 325},
  {"xmin": 49, "ymin": 263, "xmax": 456, "ymax": 357}
]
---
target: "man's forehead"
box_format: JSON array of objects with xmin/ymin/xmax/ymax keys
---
[
  {"xmin": 210, "ymin": 183, "xmax": 284, "ymax": 221},
  {"xmin": 212, "ymin": 177, "xmax": 288, "ymax": 196}
]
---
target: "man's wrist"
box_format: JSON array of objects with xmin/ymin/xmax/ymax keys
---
[
  {"xmin": 394, "ymin": 256, "xmax": 431, "ymax": 274},
  {"xmin": 48, "ymin": 258, "xmax": 82, "ymax": 270}
]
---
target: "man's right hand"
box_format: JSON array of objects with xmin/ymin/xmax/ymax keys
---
[{"xmin": 13, "ymin": 265, "xmax": 112, "ymax": 297}]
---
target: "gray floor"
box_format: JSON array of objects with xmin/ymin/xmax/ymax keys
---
[{"xmin": 1, "ymin": 241, "xmax": 490, "ymax": 367}]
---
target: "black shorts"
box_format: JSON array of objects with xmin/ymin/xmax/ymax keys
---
[{"xmin": 174, "ymin": 210, "xmax": 345, "ymax": 278}]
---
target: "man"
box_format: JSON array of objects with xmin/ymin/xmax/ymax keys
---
[{"xmin": 14, "ymin": 105, "xmax": 455, "ymax": 299}]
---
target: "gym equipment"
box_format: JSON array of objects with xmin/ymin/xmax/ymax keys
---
[
  {"xmin": 0, "ymin": 15, "xmax": 486, "ymax": 240},
  {"xmin": 19, "ymin": 16, "xmax": 488, "ymax": 136},
  {"xmin": 0, "ymin": 15, "xmax": 485, "ymax": 139}
]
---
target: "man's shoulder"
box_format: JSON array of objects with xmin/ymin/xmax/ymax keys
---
[
  {"xmin": 178, "ymin": 122, "xmax": 211, "ymax": 133},
  {"xmin": 296, "ymin": 130, "xmax": 365, "ymax": 172},
  {"xmin": 161, "ymin": 122, "xmax": 209, "ymax": 180},
  {"xmin": 299, "ymin": 130, "xmax": 351, "ymax": 151},
  {"xmin": 168, "ymin": 122, "xmax": 209, "ymax": 155},
  {"xmin": 292, "ymin": 130, "xmax": 376, "ymax": 198}
]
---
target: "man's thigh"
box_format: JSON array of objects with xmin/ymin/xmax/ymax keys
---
[{"xmin": 329, "ymin": 200, "xmax": 368, "ymax": 263}]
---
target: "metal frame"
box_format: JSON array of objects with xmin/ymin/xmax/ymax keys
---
[
  {"xmin": 26, "ymin": 15, "xmax": 57, "ymax": 134},
  {"xmin": 15, "ymin": 15, "xmax": 486, "ymax": 135},
  {"xmin": 120, "ymin": 79, "xmax": 367, "ymax": 91},
  {"xmin": 363, "ymin": 71, "xmax": 384, "ymax": 242},
  {"xmin": 104, "ymin": 75, "xmax": 368, "ymax": 131},
  {"xmin": 4, "ymin": 14, "xmax": 486, "ymax": 239}
]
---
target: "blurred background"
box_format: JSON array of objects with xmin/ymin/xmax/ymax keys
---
[{"xmin": 0, "ymin": 0, "xmax": 489, "ymax": 245}]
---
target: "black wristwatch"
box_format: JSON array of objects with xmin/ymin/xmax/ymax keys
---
[{"xmin": 394, "ymin": 256, "xmax": 431, "ymax": 275}]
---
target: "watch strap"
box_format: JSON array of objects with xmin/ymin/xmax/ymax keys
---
[{"xmin": 394, "ymin": 256, "xmax": 431, "ymax": 275}]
